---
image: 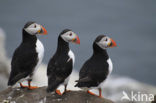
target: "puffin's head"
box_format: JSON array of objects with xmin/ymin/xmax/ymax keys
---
[
  {"xmin": 23, "ymin": 21, "xmax": 47, "ymax": 35},
  {"xmin": 60, "ymin": 29, "xmax": 80, "ymax": 44},
  {"xmin": 95, "ymin": 35, "xmax": 117, "ymax": 49}
]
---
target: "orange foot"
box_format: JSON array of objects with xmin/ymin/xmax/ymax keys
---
[
  {"xmin": 98, "ymin": 88, "xmax": 103, "ymax": 98},
  {"xmin": 98, "ymin": 95, "xmax": 103, "ymax": 98},
  {"xmin": 28, "ymin": 86, "xmax": 39, "ymax": 90},
  {"xmin": 55, "ymin": 90, "xmax": 62, "ymax": 95},
  {"xmin": 87, "ymin": 90, "xmax": 98, "ymax": 96},
  {"xmin": 20, "ymin": 83, "xmax": 28, "ymax": 88}
]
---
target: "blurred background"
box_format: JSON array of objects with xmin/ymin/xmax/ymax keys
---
[{"xmin": 0, "ymin": 0, "xmax": 156, "ymax": 102}]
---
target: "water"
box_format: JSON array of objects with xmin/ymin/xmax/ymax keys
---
[{"xmin": 0, "ymin": 0, "xmax": 156, "ymax": 85}]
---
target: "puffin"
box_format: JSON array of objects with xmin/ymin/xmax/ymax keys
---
[
  {"xmin": 47, "ymin": 29, "xmax": 80, "ymax": 95},
  {"xmin": 8, "ymin": 21, "xmax": 47, "ymax": 89},
  {"xmin": 75, "ymin": 35, "xmax": 117, "ymax": 97}
]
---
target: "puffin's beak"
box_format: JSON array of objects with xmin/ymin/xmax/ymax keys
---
[
  {"xmin": 72, "ymin": 35, "xmax": 80, "ymax": 44},
  {"xmin": 108, "ymin": 38, "xmax": 117, "ymax": 48},
  {"xmin": 38, "ymin": 25, "xmax": 47, "ymax": 35}
]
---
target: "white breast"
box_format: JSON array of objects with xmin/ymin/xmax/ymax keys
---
[
  {"xmin": 34, "ymin": 39, "xmax": 44, "ymax": 73},
  {"xmin": 68, "ymin": 50, "xmax": 75, "ymax": 65},
  {"xmin": 107, "ymin": 58, "xmax": 113, "ymax": 75}
]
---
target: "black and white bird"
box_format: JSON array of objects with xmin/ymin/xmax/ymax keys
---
[
  {"xmin": 47, "ymin": 29, "xmax": 80, "ymax": 95},
  {"xmin": 75, "ymin": 35, "xmax": 117, "ymax": 97},
  {"xmin": 8, "ymin": 21, "xmax": 47, "ymax": 89}
]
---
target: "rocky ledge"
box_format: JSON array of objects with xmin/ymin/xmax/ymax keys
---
[{"xmin": 0, "ymin": 87, "xmax": 113, "ymax": 103}]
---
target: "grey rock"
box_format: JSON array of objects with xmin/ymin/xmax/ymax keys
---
[{"xmin": 0, "ymin": 87, "xmax": 113, "ymax": 103}]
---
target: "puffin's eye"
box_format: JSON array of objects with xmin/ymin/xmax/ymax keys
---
[
  {"xmin": 34, "ymin": 25, "xmax": 36, "ymax": 28},
  {"xmin": 69, "ymin": 33, "xmax": 72, "ymax": 36},
  {"xmin": 105, "ymin": 38, "xmax": 108, "ymax": 41}
]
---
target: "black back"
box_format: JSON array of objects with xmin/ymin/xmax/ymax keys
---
[
  {"xmin": 47, "ymin": 34, "xmax": 73, "ymax": 92},
  {"xmin": 8, "ymin": 29, "xmax": 38, "ymax": 86},
  {"xmin": 75, "ymin": 38, "xmax": 109, "ymax": 88}
]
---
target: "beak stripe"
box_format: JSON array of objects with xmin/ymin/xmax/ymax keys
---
[{"xmin": 38, "ymin": 25, "xmax": 47, "ymax": 35}]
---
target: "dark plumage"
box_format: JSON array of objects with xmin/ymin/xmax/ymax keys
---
[
  {"xmin": 75, "ymin": 35, "xmax": 109, "ymax": 88},
  {"xmin": 8, "ymin": 25, "xmax": 38, "ymax": 86},
  {"xmin": 8, "ymin": 22, "xmax": 47, "ymax": 89},
  {"xmin": 47, "ymin": 29, "xmax": 73, "ymax": 93},
  {"xmin": 24, "ymin": 21, "xmax": 35, "ymax": 28},
  {"xmin": 75, "ymin": 35, "xmax": 116, "ymax": 97}
]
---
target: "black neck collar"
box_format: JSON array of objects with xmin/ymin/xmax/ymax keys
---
[
  {"xmin": 22, "ymin": 29, "xmax": 37, "ymax": 43},
  {"xmin": 56, "ymin": 36, "xmax": 69, "ymax": 53},
  {"xmin": 93, "ymin": 42, "xmax": 109, "ymax": 60}
]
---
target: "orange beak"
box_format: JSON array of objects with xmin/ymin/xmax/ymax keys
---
[
  {"xmin": 38, "ymin": 25, "xmax": 47, "ymax": 35},
  {"xmin": 72, "ymin": 35, "xmax": 80, "ymax": 44},
  {"xmin": 109, "ymin": 38, "xmax": 117, "ymax": 47}
]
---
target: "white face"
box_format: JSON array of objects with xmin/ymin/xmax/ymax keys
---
[
  {"xmin": 24, "ymin": 23, "xmax": 41, "ymax": 35},
  {"xmin": 61, "ymin": 31, "xmax": 77, "ymax": 42},
  {"xmin": 96, "ymin": 36, "xmax": 112, "ymax": 49}
]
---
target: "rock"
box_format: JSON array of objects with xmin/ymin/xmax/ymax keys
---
[{"xmin": 0, "ymin": 87, "xmax": 113, "ymax": 103}]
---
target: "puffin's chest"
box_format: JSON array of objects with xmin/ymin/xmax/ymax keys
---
[
  {"xmin": 107, "ymin": 58, "xmax": 113, "ymax": 74},
  {"xmin": 35, "ymin": 39, "xmax": 44, "ymax": 61}
]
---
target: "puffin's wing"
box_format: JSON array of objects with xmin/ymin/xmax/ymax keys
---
[
  {"xmin": 75, "ymin": 71, "xmax": 108, "ymax": 88},
  {"xmin": 75, "ymin": 59, "xmax": 109, "ymax": 87},
  {"xmin": 75, "ymin": 76, "xmax": 91, "ymax": 83},
  {"xmin": 75, "ymin": 76, "xmax": 95, "ymax": 87},
  {"xmin": 8, "ymin": 46, "xmax": 38, "ymax": 86},
  {"xmin": 47, "ymin": 57, "xmax": 73, "ymax": 92}
]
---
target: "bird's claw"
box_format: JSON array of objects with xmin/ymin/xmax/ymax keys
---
[
  {"xmin": 28, "ymin": 86, "xmax": 39, "ymax": 90},
  {"xmin": 55, "ymin": 90, "xmax": 62, "ymax": 95}
]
